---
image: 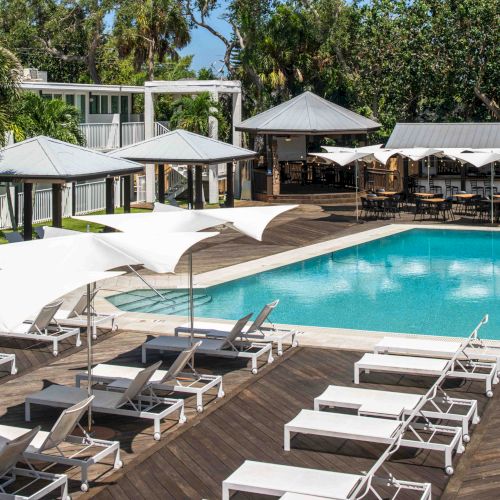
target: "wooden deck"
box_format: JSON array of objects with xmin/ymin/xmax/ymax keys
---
[{"xmin": 81, "ymin": 346, "xmax": 495, "ymax": 500}]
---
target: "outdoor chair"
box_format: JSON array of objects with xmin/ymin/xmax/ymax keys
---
[
  {"xmin": 75, "ymin": 342, "xmax": 224, "ymax": 413},
  {"xmin": 0, "ymin": 425, "xmax": 69, "ymax": 500},
  {"xmin": 0, "ymin": 300, "xmax": 81, "ymax": 356},
  {"xmin": 141, "ymin": 313, "xmax": 274, "ymax": 374},
  {"xmin": 484, "ymin": 182, "xmax": 498, "ymax": 196},
  {"xmin": 25, "ymin": 361, "xmax": 186, "ymax": 441},
  {"xmin": 437, "ymin": 199, "xmax": 455, "ymax": 221},
  {"xmin": 429, "ymin": 178, "xmax": 442, "ymax": 194},
  {"xmin": 473, "ymin": 200, "xmax": 490, "ymax": 221},
  {"xmin": 445, "ymin": 179, "xmax": 459, "ymax": 197},
  {"xmin": 0, "ymin": 353, "xmax": 16, "ymax": 375},
  {"xmin": 174, "ymin": 300, "xmax": 299, "ymax": 356},
  {"xmin": 0, "ymin": 397, "xmax": 121, "ymax": 492},
  {"xmin": 383, "ymin": 197, "xmax": 400, "ymax": 219},
  {"xmin": 465, "ymin": 194, "xmax": 482, "ymax": 216},
  {"xmin": 314, "ymin": 384, "xmax": 478, "ymax": 442},
  {"xmin": 470, "ymin": 179, "xmax": 484, "ymax": 196},
  {"xmin": 413, "ymin": 198, "xmax": 430, "ymax": 221}
]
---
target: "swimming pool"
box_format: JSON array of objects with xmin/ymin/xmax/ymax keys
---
[{"xmin": 108, "ymin": 228, "xmax": 500, "ymax": 339}]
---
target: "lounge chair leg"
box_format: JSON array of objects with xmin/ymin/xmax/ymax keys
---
[
  {"xmin": 141, "ymin": 346, "xmax": 147, "ymax": 364},
  {"xmin": 222, "ymin": 485, "xmax": 231, "ymax": 500},
  {"xmin": 53, "ymin": 340, "xmax": 58, "ymax": 357},
  {"xmin": 267, "ymin": 349, "xmax": 274, "ymax": 364},
  {"xmin": 277, "ymin": 340, "xmax": 283, "ymax": 356},
  {"xmin": 284, "ymin": 427, "xmax": 291, "ymax": 451},
  {"xmin": 76, "ymin": 331, "xmax": 82, "ymax": 347},
  {"xmin": 153, "ymin": 419, "xmax": 161, "ymax": 441},
  {"xmin": 61, "ymin": 479, "xmax": 69, "ymax": 500},
  {"xmin": 25, "ymin": 402, "xmax": 31, "ymax": 422},
  {"xmin": 251, "ymin": 357, "xmax": 258, "ymax": 375},
  {"xmin": 10, "ymin": 358, "xmax": 17, "ymax": 375},
  {"xmin": 81, "ymin": 465, "xmax": 89, "ymax": 492},
  {"xmin": 196, "ymin": 393, "xmax": 204, "ymax": 413},
  {"xmin": 217, "ymin": 381, "xmax": 225, "ymax": 399},
  {"xmin": 354, "ymin": 367, "xmax": 360, "ymax": 384},
  {"xmin": 179, "ymin": 405, "xmax": 186, "ymax": 424},
  {"xmin": 114, "ymin": 449, "xmax": 123, "ymax": 469}
]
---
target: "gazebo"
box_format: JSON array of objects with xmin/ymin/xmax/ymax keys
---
[
  {"xmin": 109, "ymin": 129, "xmax": 257, "ymax": 209},
  {"xmin": 235, "ymin": 91, "xmax": 381, "ymax": 201},
  {"xmin": 0, "ymin": 136, "xmax": 144, "ymax": 240}
]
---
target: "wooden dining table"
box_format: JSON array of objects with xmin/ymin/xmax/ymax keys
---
[
  {"xmin": 422, "ymin": 198, "xmax": 445, "ymax": 203},
  {"xmin": 414, "ymin": 192, "xmax": 435, "ymax": 198},
  {"xmin": 454, "ymin": 193, "xmax": 475, "ymax": 199}
]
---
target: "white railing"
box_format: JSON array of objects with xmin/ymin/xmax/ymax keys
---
[
  {"xmin": 74, "ymin": 181, "xmax": 106, "ymax": 215},
  {"xmin": 79, "ymin": 123, "xmax": 120, "ymax": 151},
  {"xmin": 17, "ymin": 188, "xmax": 53, "ymax": 225},
  {"xmin": 0, "ymin": 194, "xmax": 11, "ymax": 228},
  {"xmin": 79, "ymin": 121, "xmax": 169, "ymax": 151},
  {"xmin": 136, "ymin": 175, "xmax": 147, "ymax": 202}
]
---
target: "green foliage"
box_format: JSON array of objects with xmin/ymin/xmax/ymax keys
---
[
  {"xmin": 169, "ymin": 92, "xmax": 229, "ymax": 139},
  {"xmin": 0, "ymin": 44, "xmax": 21, "ymax": 146},
  {"xmin": 12, "ymin": 93, "xmax": 85, "ymax": 145}
]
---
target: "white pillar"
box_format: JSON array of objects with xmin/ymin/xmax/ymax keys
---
[
  {"xmin": 144, "ymin": 87, "xmax": 156, "ymax": 202},
  {"xmin": 208, "ymin": 89, "xmax": 219, "ymax": 204},
  {"xmin": 232, "ymin": 90, "xmax": 243, "ymax": 199}
]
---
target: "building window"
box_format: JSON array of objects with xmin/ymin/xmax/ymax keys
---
[
  {"xmin": 65, "ymin": 94, "xmax": 75, "ymax": 106},
  {"xmin": 41, "ymin": 93, "xmax": 52, "ymax": 100},
  {"xmin": 101, "ymin": 95, "xmax": 109, "ymax": 114},
  {"xmin": 111, "ymin": 95, "xmax": 119, "ymax": 114}
]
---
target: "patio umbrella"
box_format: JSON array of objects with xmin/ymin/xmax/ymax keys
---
[{"xmin": 73, "ymin": 204, "xmax": 297, "ymax": 341}]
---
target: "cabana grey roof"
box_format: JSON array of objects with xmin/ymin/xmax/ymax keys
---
[
  {"xmin": 386, "ymin": 123, "xmax": 500, "ymax": 149},
  {"xmin": 109, "ymin": 129, "xmax": 257, "ymax": 164},
  {"xmin": 235, "ymin": 91, "xmax": 381, "ymax": 134},
  {"xmin": 0, "ymin": 136, "xmax": 144, "ymax": 181}
]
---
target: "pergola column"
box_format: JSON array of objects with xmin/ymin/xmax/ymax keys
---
[
  {"xmin": 51, "ymin": 183, "xmax": 63, "ymax": 228},
  {"xmin": 232, "ymin": 90, "xmax": 242, "ymax": 199},
  {"xmin": 105, "ymin": 177, "xmax": 115, "ymax": 214},
  {"xmin": 158, "ymin": 164, "xmax": 165, "ymax": 204},
  {"xmin": 225, "ymin": 161, "xmax": 234, "ymax": 207},
  {"xmin": 23, "ymin": 182, "xmax": 33, "ymax": 240},
  {"xmin": 208, "ymin": 89, "xmax": 219, "ymax": 204},
  {"xmin": 122, "ymin": 175, "xmax": 131, "ymax": 213},
  {"xmin": 144, "ymin": 87, "xmax": 156, "ymax": 203},
  {"xmin": 195, "ymin": 165, "xmax": 204, "ymax": 209}
]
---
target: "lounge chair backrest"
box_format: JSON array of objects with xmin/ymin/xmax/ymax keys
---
[
  {"xmin": 28, "ymin": 300, "xmax": 63, "ymax": 333},
  {"xmin": 38, "ymin": 397, "xmax": 93, "ymax": 452},
  {"xmin": 0, "ymin": 426, "xmax": 40, "ymax": 477},
  {"xmin": 160, "ymin": 342, "xmax": 201, "ymax": 383},
  {"xmin": 116, "ymin": 361, "xmax": 163, "ymax": 406},
  {"xmin": 221, "ymin": 313, "xmax": 253, "ymax": 349},
  {"xmin": 68, "ymin": 290, "xmax": 98, "ymax": 318},
  {"xmin": 247, "ymin": 300, "xmax": 279, "ymax": 333}
]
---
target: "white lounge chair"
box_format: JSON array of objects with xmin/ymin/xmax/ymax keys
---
[
  {"xmin": 0, "ymin": 426, "xmax": 69, "ymax": 500},
  {"xmin": 222, "ymin": 459, "xmax": 432, "ymax": 500},
  {"xmin": 142, "ymin": 314, "xmax": 274, "ymax": 374},
  {"xmin": 25, "ymin": 361, "xmax": 185, "ymax": 441},
  {"xmin": 75, "ymin": 342, "xmax": 224, "ymax": 413},
  {"xmin": 174, "ymin": 300, "xmax": 299, "ymax": 356},
  {"xmin": 0, "ymin": 396, "xmax": 121, "ymax": 492},
  {"xmin": 0, "ymin": 353, "xmax": 16, "ymax": 375},
  {"xmin": 355, "ymin": 352, "xmax": 497, "ymax": 397},
  {"xmin": 0, "ymin": 300, "xmax": 81, "ymax": 356},
  {"xmin": 315, "ymin": 384, "xmax": 479, "ymax": 442},
  {"xmin": 284, "ymin": 409, "xmax": 463, "ymax": 474},
  {"xmin": 53, "ymin": 291, "xmax": 122, "ymax": 339}
]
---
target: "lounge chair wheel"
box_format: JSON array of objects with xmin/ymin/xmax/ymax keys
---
[
  {"xmin": 92, "ymin": 334, "xmax": 97, "ymax": 340},
  {"xmin": 53, "ymin": 350, "xmax": 58, "ymax": 357},
  {"xmin": 179, "ymin": 415, "xmax": 187, "ymax": 424},
  {"xmin": 292, "ymin": 341, "xmax": 299, "ymax": 347},
  {"xmin": 154, "ymin": 432, "xmax": 161, "ymax": 441},
  {"xmin": 81, "ymin": 482, "xmax": 89, "ymax": 492},
  {"xmin": 473, "ymin": 416, "xmax": 481, "ymax": 424},
  {"xmin": 115, "ymin": 460, "xmax": 123, "ymax": 469},
  {"xmin": 251, "ymin": 368, "xmax": 258, "ymax": 375},
  {"xmin": 197, "ymin": 405, "xmax": 204, "ymax": 413},
  {"xmin": 277, "ymin": 350, "xmax": 283, "ymax": 356},
  {"xmin": 463, "ymin": 435, "xmax": 470, "ymax": 443},
  {"xmin": 220, "ymin": 390, "xmax": 225, "ymax": 398},
  {"xmin": 445, "ymin": 467, "xmax": 454, "ymax": 476},
  {"xmin": 486, "ymin": 390, "xmax": 493, "ymax": 398},
  {"xmin": 494, "ymin": 377, "xmax": 499, "ymax": 384},
  {"xmin": 11, "ymin": 368, "xmax": 17, "ymax": 375},
  {"xmin": 112, "ymin": 324, "xmax": 118, "ymax": 332}
]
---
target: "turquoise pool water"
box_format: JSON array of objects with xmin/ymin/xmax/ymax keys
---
[{"xmin": 108, "ymin": 229, "xmax": 500, "ymax": 339}]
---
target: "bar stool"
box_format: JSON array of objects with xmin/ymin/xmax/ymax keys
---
[
  {"xmin": 445, "ymin": 179, "xmax": 459, "ymax": 197},
  {"xmin": 470, "ymin": 179, "xmax": 484, "ymax": 196},
  {"xmin": 484, "ymin": 182, "xmax": 498, "ymax": 197},
  {"xmin": 429, "ymin": 178, "xmax": 442, "ymax": 194}
]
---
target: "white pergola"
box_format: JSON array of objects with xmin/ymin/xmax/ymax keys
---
[{"xmin": 143, "ymin": 80, "xmax": 243, "ymax": 203}]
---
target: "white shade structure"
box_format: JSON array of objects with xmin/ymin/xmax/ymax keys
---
[{"xmin": 0, "ymin": 268, "xmax": 123, "ymax": 331}]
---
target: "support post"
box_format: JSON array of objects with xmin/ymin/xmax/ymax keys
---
[
  {"xmin": 355, "ymin": 160, "xmax": 359, "ymax": 222},
  {"xmin": 195, "ymin": 165, "xmax": 204, "ymax": 209},
  {"xmin": 271, "ymin": 136, "xmax": 280, "ymax": 196},
  {"xmin": 491, "ymin": 163, "xmax": 494, "ymax": 225},
  {"xmin": 403, "ymin": 158, "xmax": 409, "ymax": 200},
  {"xmin": 187, "ymin": 165, "xmax": 194, "ymax": 209},
  {"xmin": 71, "ymin": 182, "xmax": 76, "ymax": 216},
  {"xmin": 158, "ymin": 164, "xmax": 165, "ymax": 204},
  {"xmin": 225, "ymin": 161, "xmax": 234, "ymax": 207},
  {"xmin": 461, "ymin": 164, "xmax": 466, "ymax": 191},
  {"xmin": 105, "ymin": 177, "xmax": 115, "ymax": 214},
  {"xmin": 23, "ymin": 182, "xmax": 33, "ymax": 240},
  {"xmin": 208, "ymin": 89, "xmax": 220, "ymax": 204},
  {"xmin": 123, "ymin": 175, "xmax": 131, "ymax": 213},
  {"xmin": 51, "ymin": 183, "xmax": 63, "ymax": 228},
  {"xmin": 232, "ymin": 90, "xmax": 243, "ymax": 199},
  {"xmin": 144, "ymin": 87, "xmax": 156, "ymax": 203}
]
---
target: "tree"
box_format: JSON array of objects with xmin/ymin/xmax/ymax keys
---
[
  {"xmin": 0, "ymin": 44, "xmax": 21, "ymax": 146},
  {"xmin": 169, "ymin": 92, "xmax": 229, "ymax": 139},
  {"xmin": 12, "ymin": 93, "xmax": 84, "ymax": 145},
  {"xmin": 113, "ymin": 0, "xmax": 190, "ymax": 81}
]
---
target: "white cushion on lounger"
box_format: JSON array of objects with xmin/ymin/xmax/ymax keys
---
[
  {"xmin": 358, "ymin": 353, "xmax": 449, "ymax": 373},
  {"xmin": 29, "ymin": 385, "xmax": 124, "ymax": 409},
  {"xmin": 226, "ymin": 460, "xmax": 362, "ymax": 498},
  {"xmin": 146, "ymin": 336, "xmax": 227, "ymax": 351},
  {"xmin": 0, "ymin": 424, "xmax": 51, "ymax": 453},
  {"xmin": 375, "ymin": 337, "xmax": 461, "ymax": 356},
  {"xmin": 92, "ymin": 363, "xmax": 167, "ymax": 384}
]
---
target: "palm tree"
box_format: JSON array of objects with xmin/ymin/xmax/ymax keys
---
[
  {"xmin": 0, "ymin": 45, "xmax": 22, "ymax": 147},
  {"xmin": 13, "ymin": 93, "xmax": 85, "ymax": 145},
  {"xmin": 113, "ymin": 0, "xmax": 190, "ymax": 81},
  {"xmin": 169, "ymin": 92, "xmax": 229, "ymax": 139}
]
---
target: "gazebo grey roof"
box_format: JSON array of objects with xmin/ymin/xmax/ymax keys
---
[
  {"xmin": 0, "ymin": 135, "xmax": 144, "ymax": 182},
  {"xmin": 235, "ymin": 91, "xmax": 381, "ymax": 135},
  {"xmin": 386, "ymin": 122, "xmax": 500, "ymax": 149},
  {"xmin": 109, "ymin": 129, "xmax": 257, "ymax": 164}
]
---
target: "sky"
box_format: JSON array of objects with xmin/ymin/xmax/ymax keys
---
[{"xmin": 179, "ymin": 3, "xmax": 232, "ymax": 72}]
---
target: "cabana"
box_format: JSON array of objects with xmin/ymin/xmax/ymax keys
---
[
  {"xmin": 109, "ymin": 129, "xmax": 257, "ymax": 208},
  {"xmin": 0, "ymin": 136, "xmax": 144, "ymax": 240},
  {"xmin": 235, "ymin": 91, "xmax": 381, "ymax": 202}
]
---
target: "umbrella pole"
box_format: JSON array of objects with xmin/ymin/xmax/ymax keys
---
[
  {"xmin": 188, "ymin": 250, "xmax": 194, "ymax": 346},
  {"xmin": 427, "ymin": 156, "xmax": 430, "ymax": 191},
  {"xmin": 355, "ymin": 160, "xmax": 359, "ymax": 222},
  {"xmin": 86, "ymin": 283, "xmax": 94, "ymax": 432}
]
